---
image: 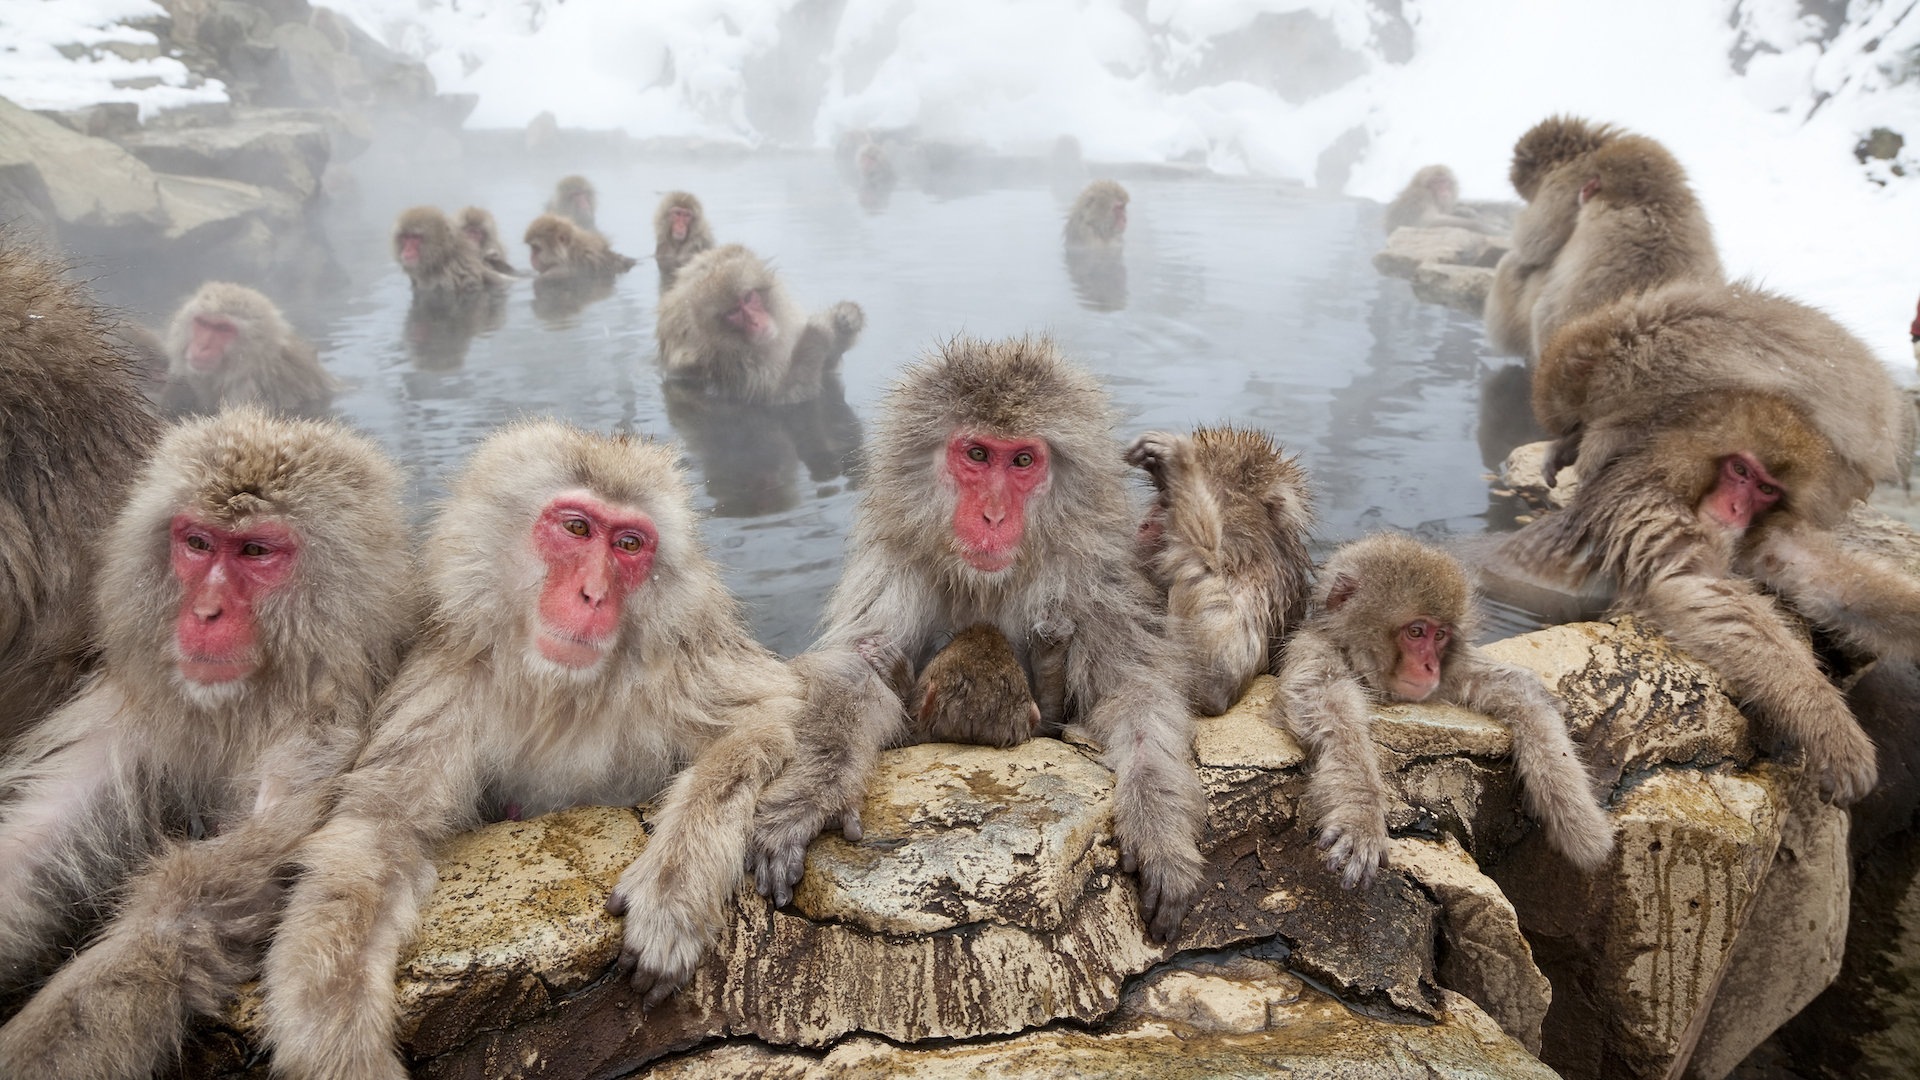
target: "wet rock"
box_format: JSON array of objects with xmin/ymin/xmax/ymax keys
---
[
  {"xmin": 1412, "ymin": 261, "xmax": 1495, "ymax": 315},
  {"xmin": 1372, "ymin": 225, "xmax": 1504, "ymax": 278},
  {"xmin": 119, "ymin": 115, "xmax": 333, "ymax": 198},
  {"xmin": 0, "ymin": 96, "xmax": 169, "ymax": 234},
  {"xmin": 1499, "ymin": 438, "xmax": 1580, "ymax": 511}
]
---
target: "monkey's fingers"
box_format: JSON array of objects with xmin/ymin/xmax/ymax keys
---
[
  {"xmin": 605, "ymin": 890, "xmax": 630, "ymax": 916},
  {"xmin": 838, "ymin": 807, "xmax": 864, "ymax": 842},
  {"xmin": 1123, "ymin": 433, "xmax": 1174, "ymax": 478}
]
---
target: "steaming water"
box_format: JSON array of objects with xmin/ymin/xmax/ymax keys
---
[{"xmin": 167, "ymin": 151, "xmax": 1553, "ymax": 654}]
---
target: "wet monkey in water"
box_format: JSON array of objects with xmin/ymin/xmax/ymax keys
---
[
  {"xmin": 454, "ymin": 206, "xmax": 523, "ymax": 277},
  {"xmin": 1277, "ymin": 534, "xmax": 1615, "ymax": 889},
  {"xmin": 1510, "ymin": 280, "xmax": 1920, "ymax": 805},
  {"xmin": 392, "ymin": 206, "xmax": 509, "ymax": 297},
  {"xmin": 0, "ymin": 410, "xmax": 413, "ymax": 1080},
  {"xmin": 656, "ymin": 244, "xmax": 865, "ymax": 405},
  {"xmin": 547, "ymin": 174, "xmax": 598, "ymax": 230},
  {"xmin": 159, "ymin": 281, "xmax": 341, "ymax": 418},
  {"xmin": 0, "ymin": 236, "xmax": 161, "ymax": 747},
  {"xmin": 259, "ymin": 423, "xmax": 804, "ymax": 1080},
  {"xmin": 751, "ymin": 336, "xmax": 1207, "ymax": 943},
  {"xmin": 653, "ymin": 191, "xmax": 716, "ymax": 291},
  {"xmin": 524, "ymin": 213, "xmax": 638, "ymax": 282},
  {"xmin": 1128, "ymin": 426, "xmax": 1313, "ymax": 716}
]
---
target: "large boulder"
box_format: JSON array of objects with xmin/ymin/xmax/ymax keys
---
[{"xmin": 118, "ymin": 114, "xmax": 333, "ymax": 198}]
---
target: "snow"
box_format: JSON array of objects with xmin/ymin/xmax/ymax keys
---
[
  {"xmin": 0, "ymin": 0, "xmax": 226, "ymax": 118},
  {"xmin": 3, "ymin": 0, "xmax": 1916, "ymax": 363}
]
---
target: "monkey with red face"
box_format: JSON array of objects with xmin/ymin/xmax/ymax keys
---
[
  {"xmin": 1277, "ymin": 534, "xmax": 1613, "ymax": 889},
  {"xmin": 653, "ymin": 191, "xmax": 715, "ymax": 292},
  {"xmin": 160, "ymin": 282, "xmax": 341, "ymax": 418}
]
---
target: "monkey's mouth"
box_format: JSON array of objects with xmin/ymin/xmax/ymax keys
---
[
  {"xmin": 1386, "ymin": 677, "xmax": 1438, "ymax": 703},
  {"xmin": 179, "ymin": 656, "xmax": 255, "ymax": 684},
  {"xmin": 536, "ymin": 629, "xmax": 611, "ymax": 670},
  {"xmin": 958, "ymin": 547, "xmax": 1016, "ymax": 574}
]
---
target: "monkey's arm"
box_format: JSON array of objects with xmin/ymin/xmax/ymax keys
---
[
  {"xmin": 1445, "ymin": 651, "xmax": 1613, "ymax": 871},
  {"xmin": 1746, "ymin": 525, "xmax": 1920, "ymax": 665},
  {"xmin": 1275, "ymin": 631, "xmax": 1391, "ymax": 889},
  {"xmin": 610, "ymin": 667, "xmax": 800, "ymax": 1005}
]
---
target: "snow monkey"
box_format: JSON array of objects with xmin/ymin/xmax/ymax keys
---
[
  {"xmin": 547, "ymin": 173, "xmax": 598, "ymax": 230},
  {"xmin": 454, "ymin": 206, "xmax": 523, "ymax": 277},
  {"xmin": 1277, "ymin": 534, "xmax": 1614, "ymax": 889},
  {"xmin": 391, "ymin": 206, "xmax": 509, "ymax": 297},
  {"xmin": 1382, "ymin": 164, "xmax": 1502, "ymax": 234},
  {"xmin": 751, "ymin": 336, "xmax": 1207, "ymax": 943},
  {"xmin": 1484, "ymin": 116, "xmax": 1723, "ymax": 360},
  {"xmin": 524, "ymin": 213, "xmax": 638, "ymax": 282},
  {"xmin": 1128, "ymin": 426, "xmax": 1314, "ymax": 717},
  {"xmin": 653, "ymin": 190, "xmax": 715, "ymax": 292},
  {"xmin": 1509, "ymin": 280, "xmax": 1920, "ymax": 805},
  {"xmin": 159, "ymin": 281, "xmax": 341, "ymax": 418},
  {"xmin": 260, "ymin": 422, "xmax": 804, "ymax": 1079},
  {"xmin": 656, "ymin": 244, "xmax": 866, "ymax": 405},
  {"xmin": 863, "ymin": 624, "xmax": 1045, "ymax": 749},
  {"xmin": 0, "ymin": 409, "xmax": 413, "ymax": 1080},
  {"xmin": 0, "ymin": 235, "xmax": 160, "ymax": 748},
  {"xmin": 1065, "ymin": 179, "xmax": 1129, "ymax": 249}
]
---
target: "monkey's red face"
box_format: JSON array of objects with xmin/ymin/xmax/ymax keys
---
[
  {"xmin": 572, "ymin": 192, "xmax": 593, "ymax": 217},
  {"xmin": 1387, "ymin": 618, "xmax": 1449, "ymax": 702},
  {"xmin": 398, "ymin": 232, "xmax": 423, "ymax": 266},
  {"xmin": 528, "ymin": 240, "xmax": 560, "ymax": 273},
  {"xmin": 170, "ymin": 516, "xmax": 299, "ymax": 685},
  {"xmin": 530, "ymin": 495, "xmax": 658, "ymax": 670},
  {"xmin": 726, "ymin": 289, "xmax": 778, "ymax": 344},
  {"xmin": 188, "ymin": 314, "xmax": 236, "ymax": 371},
  {"xmin": 1699, "ymin": 452, "xmax": 1782, "ymax": 531},
  {"xmin": 945, "ymin": 433, "xmax": 1051, "ymax": 573},
  {"xmin": 670, "ymin": 207, "xmax": 693, "ymax": 242},
  {"xmin": 1113, "ymin": 201, "xmax": 1128, "ymax": 231},
  {"xmin": 462, "ymin": 226, "xmax": 488, "ymax": 248}
]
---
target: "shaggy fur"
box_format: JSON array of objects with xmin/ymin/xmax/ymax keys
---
[
  {"xmin": 1064, "ymin": 180, "xmax": 1128, "ymax": 248},
  {"xmin": 656, "ymin": 244, "xmax": 865, "ymax": 405},
  {"xmin": 0, "ymin": 236, "xmax": 161, "ymax": 747},
  {"xmin": 1383, "ymin": 164, "xmax": 1502, "ymax": 234},
  {"xmin": 653, "ymin": 191, "xmax": 716, "ymax": 292},
  {"xmin": 0, "ymin": 409, "xmax": 413, "ymax": 1080},
  {"xmin": 546, "ymin": 174, "xmax": 598, "ymax": 230},
  {"xmin": 1275, "ymin": 534, "xmax": 1613, "ymax": 889},
  {"xmin": 524, "ymin": 213, "xmax": 638, "ymax": 282},
  {"xmin": 259, "ymin": 422, "xmax": 802, "ymax": 1080},
  {"xmin": 454, "ymin": 206, "xmax": 523, "ymax": 277},
  {"xmin": 392, "ymin": 206, "xmax": 506, "ymax": 298},
  {"xmin": 1129, "ymin": 425, "xmax": 1314, "ymax": 716},
  {"xmin": 897, "ymin": 624, "xmax": 1042, "ymax": 748},
  {"xmin": 160, "ymin": 281, "xmax": 341, "ymax": 418},
  {"xmin": 750, "ymin": 336, "xmax": 1207, "ymax": 942}
]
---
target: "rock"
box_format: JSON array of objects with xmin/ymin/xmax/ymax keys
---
[
  {"xmin": 118, "ymin": 115, "xmax": 333, "ymax": 198},
  {"xmin": 1372, "ymin": 225, "xmax": 1506, "ymax": 278},
  {"xmin": 1412, "ymin": 261, "xmax": 1494, "ymax": 315},
  {"xmin": 0, "ymin": 96, "xmax": 168, "ymax": 233},
  {"xmin": 263, "ymin": 22, "xmax": 373, "ymax": 109},
  {"xmin": 35, "ymin": 102, "xmax": 142, "ymax": 139},
  {"xmin": 1499, "ymin": 439, "xmax": 1580, "ymax": 510}
]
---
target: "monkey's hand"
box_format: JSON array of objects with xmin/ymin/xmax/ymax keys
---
[
  {"xmin": 605, "ymin": 864, "xmax": 706, "ymax": 1009},
  {"xmin": 1119, "ymin": 844, "xmax": 1205, "ymax": 944},
  {"xmin": 1316, "ymin": 810, "xmax": 1391, "ymax": 890},
  {"xmin": 749, "ymin": 800, "xmax": 829, "ymax": 908},
  {"xmin": 855, "ymin": 633, "xmax": 911, "ymax": 700},
  {"xmin": 1805, "ymin": 719, "xmax": 1879, "ymax": 806},
  {"xmin": 1542, "ymin": 432, "xmax": 1582, "ymax": 488},
  {"xmin": 1032, "ymin": 614, "xmax": 1076, "ymax": 646},
  {"xmin": 1124, "ymin": 432, "xmax": 1179, "ymax": 488}
]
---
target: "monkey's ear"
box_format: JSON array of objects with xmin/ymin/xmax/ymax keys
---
[{"xmin": 1325, "ymin": 573, "xmax": 1360, "ymax": 611}]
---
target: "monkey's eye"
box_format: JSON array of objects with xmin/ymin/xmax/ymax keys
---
[
  {"xmin": 967, "ymin": 446, "xmax": 988, "ymax": 463},
  {"xmin": 185, "ymin": 534, "xmax": 213, "ymax": 552},
  {"xmin": 564, "ymin": 519, "xmax": 590, "ymax": 537},
  {"xmin": 1732, "ymin": 461, "xmax": 1749, "ymax": 477},
  {"xmin": 1407, "ymin": 624, "xmax": 1425, "ymax": 638},
  {"xmin": 241, "ymin": 542, "xmax": 269, "ymax": 558},
  {"xmin": 1759, "ymin": 483, "xmax": 1777, "ymax": 496},
  {"xmin": 1013, "ymin": 451, "xmax": 1034, "ymax": 468},
  {"xmin": 614, "ymin": 534, "xmax": 643, "ymax": 553},
  {"xmin": 1433, "ymin": 628, "xmax": 1449, "ymax": 644}
]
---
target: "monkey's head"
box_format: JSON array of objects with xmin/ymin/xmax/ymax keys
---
[
  {"xmin": 656, "ymin": 191, "xmax": 704, "ymax": 245},
  {"xmin": 430, "ymin": 422, "xmax": 701, "ymax": 682},
  {"xmin": 99, "ymin": 408, "xmax": 412, "ymax": 711},
  {"xmin": 456, "ymin": 207, "xmax": 499, "ymax": 252},
  {"xmin": 524, "ymin": 214, "xmax": 582, "ymax": 275},
  {"xmin": 1187, "ymin": 426, "xmax": 1313, "ymax": 554},
  {"xmin": 1413, "ymin": 164, "xmax": 1458, "ymax": 210},
  {"xmin": 1645, "ymin": 391, "xmax": 1851, "ymax": 535},
  {"xmin": 167, "ymin": 281, "xmax": 284, "ymax": 376},
  {"xmin": 1508, "ymin": 115, "xmax": 1622, "ymax": 201},
  {"xmin": 393, "ymin": 206, "xmax": 456, "ymax": 274},
  {"xmin": 1577, "ymin": 135, "xmax": 1695, "ymax": 213},
  {"xmin": 1314, "ymin": 534, "xmax": 1469, "ymax": 704},
  {"xmin": 1070, "ymin": 180, "xmax": 1130, "ymax": 243},
  {"xmin": 556, "ymin": 175, "xmax": 596, "ymax": 219},
  {"xmin": 675, "ymin": 244, "xmax": 783, "ymax": 347}
]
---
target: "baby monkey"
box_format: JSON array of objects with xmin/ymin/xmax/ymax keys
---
[
  {"xmin": 1276, "ymin": 534, "xmax": 1613, "ymax": 888},
  {"xmin": 862, "ymin": 624, "xmax": 1044, "ymax": 748}
]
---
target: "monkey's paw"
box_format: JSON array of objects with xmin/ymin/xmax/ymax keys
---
[
  {"xmin": 749, "ymin": 808, "xmax": 828, "ymax": 907},
  {"xmin": 828, "ymin": 301, "xmax": 865, "ymax": 340},
  {"xmin": 1119, "ymin": 844, "xmax": 1205, "ymax": 944},
  {"xmin": 1032, "ymin": 613, "xmax": 1076, "ymax": 646},
  {"xmin": 1317, "ymin": 816, "xmax": 1390, "ymax": 890},
  {"xmin": 1807, "ymin": 722, "xmax": 1879, "ymax": 806},
  {"xmin": 605, "ymin": 897, "xmax": 705, "ymax": 1009},
  {"xmin": 855, "ymin": 634, "xmax": 905, "ymax": 679},
  {"xmin": 1124, "ymin": 432, "xmax": 1178, "ymax": 484}
]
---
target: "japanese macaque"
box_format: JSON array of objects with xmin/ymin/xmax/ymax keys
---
[
  {"xmin": 1509, "ymin": 280, "xmax": 1919, "ymax": 804},
  {"xmin": 653, "ymin": 191, "xmax": 715, "ymax": 292},
  {"xmin": 1129, "ymin": 426, "xmax": 1314, "ymax": 717},
  {"xmin": 159, "ymin": 282, "xmax": 341, "ymax": 418},
  {"xmin": 1065, "ymin": 179, "xmax": 1129, "ymax": 250},
  {"xmin": 0, "ymin": 239, "xmax": 160, "ymax": 747},
  {"xmin": 392, "ymin": 206, "xmax": 508, "ymax": 297},
  {"xmin": 866, "ymin": 625, "xmax": 1043, "ymax": 749},
  {"xmin": 1383, "ymin": 164, "xmax": 1502, "ymax": 234},
  {"xmin": 0, "ymin": 409, "xmax": 412, "ymax": 1079},
  {"xmin": 1484, "ymin": 117, "xmax": 1723, "ymax": 360},
  {"xmin": 525, "ymin": 213, "xmax": 638, "ymax": 282},
  {"xmin": 259, "ymin": 422, "xmax": 803, "ymax": 1079},
  {"xmin": 1278, "ymin": 534, "xmax": 1614, "ymax": 889},
  {"xmin": 547, "ymin": 174, "xmax": 598, "ymax": 230},
  {"xmin": 657, "ymin": 244, "xmax": 865, "ymax": 405},
  {"xmin": 750, "ymin": 336, "xmax": 1207, "ymax": 942},
  {"xmin": 454, "ymin": 206, "xmax": 523, "ymax": 277}
]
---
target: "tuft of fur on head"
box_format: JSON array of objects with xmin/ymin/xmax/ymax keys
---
[
  {"xmin": 1065, "ymin": 180, "xmax": 1129, "ymax": 247},
  {"xmin": 454, "ymin": 207, "xmax": 500, "ymax": 246},
  {"xmin": 392, "ymin": 207, "xmax": 456, "ymax": 270},
  {"xmin": 1509, "ymin": 115, "xmax": 1622, "ymax": 201},
  {"xmin": 525, "ymin": 213, "xmax": 578, "ymax": 256},
  {"xmin": 1309, "ymin": 534, "xmax": 1470, "ymax": 689},
  {"xmin": 1585, "ymin": 135, "xmax": 1701, "ymax": 215},
  {"xmin": 1185, "ymin": 424, "xmax": 1314, "ymax": 576}
]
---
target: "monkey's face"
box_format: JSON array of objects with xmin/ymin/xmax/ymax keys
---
[
  {"xmin": 670, "ymin": 207, "xmax": 694, "ymax": 243},
  {"xmin": 462, "ymin": 225, "xmax": 489, "ymax": 249},
  {"xmin": 573, "ymin": 190, "xmax": 594, "ymax": 218},
  {"xmin": 169, "ymin": 514, "xmax": 300, "ymax": 689},
  {"xmin": 527, "ymin": 493, "xmax": 658, "ymax": 673},
  {"xmin": 188, "ymin": 314, "xmax": 237, "ymax": 371},
  {"xmin": 1385, "ymin": 618, "xmax": 1450, "ymax": 702},
  {"xmin": 397, "ymin": 231, "xmax": 425, "ymax": 268},
  {"xmin": 725, "ymin": 288, "xmax": 779, "ymax": 344},
  {"xmin": 1111, "ymin": 197, "xmax": 1128, "ymax": 233},
  {"xmin": 943, "ymin": 432, "xmax": 1051, "ymax": 574},
  {"xmin": 1427, "ymin": 176, "xmax": 1455, "ymax": 208},
  {"xmin": 528, "ymin": 237, "xmax": 564, "ymax": 273},
  {"xmin": 1697, "ymin": 452, "xmax": 1782, "ymax": 532}
]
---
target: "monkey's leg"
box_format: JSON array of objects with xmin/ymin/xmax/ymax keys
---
[
  {"xmin": 1030, "ymin": 615, "xmax": 1074, "ymax": 734},
  {"xmin": 1635, "ymin": 570, "xmax": 1878, "ymax": 803},
  {"xmin": 0, "ymin": 835, "xmax": 282, "ymax": 1080},
  {"xmin": 1450, "ymin": 656, "xmax": 1614, "ymax": 871},
  {"xmin": 1089, "ymin": 672, "xmax": 1206, "ymax": 942},
  {"xmin": 1277, "ymin": 635, "xmax": 1392, "ymax": 889},
  {"xmin": 610, "ymin": 698, "xmax": 798, "ymax": 1005},
  {"xmin": 1747, "ymin": 526, "xmax": 1920, "ymax": 664},
  {"xmin": 751, "ymin": 649, "xmax": 903, "ymax": 906}
]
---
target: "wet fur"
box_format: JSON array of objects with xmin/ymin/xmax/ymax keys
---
[
  {"xmin": 653, "ymin": 191, "xmax": 716, "ymax": 292},
  {"xmin": 454, "ymin": 207, "xmax": 523, "ymax": 277},
  {"xmin": 160, "ymin": 281, "xmax": 341, "ymax": 418},
  {"xmin": 656, "ymin": 244, "xmax": 865, "ymax": 405},
  {"xmin": 1065, "ymin": 180, "xmax": 1128, "ymax": 248},
  {"xmin": 392, "ymin": 206, "xmax": 508, "ymax": 298}
]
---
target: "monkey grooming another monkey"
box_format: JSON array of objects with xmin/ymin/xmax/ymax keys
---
[
  {"xmin": 392, "ymin": 206, "xmax": 510, "ymax": 298},
  {"xmin": 260, "ymin": 422, "xmax": 803, "ymax": 1080},
  {"xmin": 1508, "ymin": 280, "xmax": 1920, "ymax": 805},
  {"xmin": 654, "ymin": 191, "xmax": 715, "ymax": 291},
  {"xmin": 159, "ymin": 281, "xmax": 341, "ymax": 418},
  {"xmin": 657, "ymin": 244, "xmax": 865, "ymax": 405},
  {"xmin": 1484, "ymin": 116, "xmax": 1723, "ymax": 360},
  {"xmin": 0, "ymin": 409, "xmax": 413, "ymax": 1080},
  {"xmin": 0, "ymin": 236, "xmax": 160, "ymax": 748},
  {"xmin": 1383, "ymin": 164, "xmax": 1502, "ymax": 234},
  {"xmin": 455, "ymin": 206, "xmax": 524, "ymax": 277},
  {"xmin": 1128, "ymin": 426, "xmax": 1314, "ymax": 717},
  {"xmin": 547, "ymin": 174, "xmax": 598, "ymax": 229},
  {"xmin": 1277, "ymin": 534, "xmax": 1614, "ymax": 889},
  {"xmin": 751, "ymin": 336, "xmax": 1207, "ymax": 943}
]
